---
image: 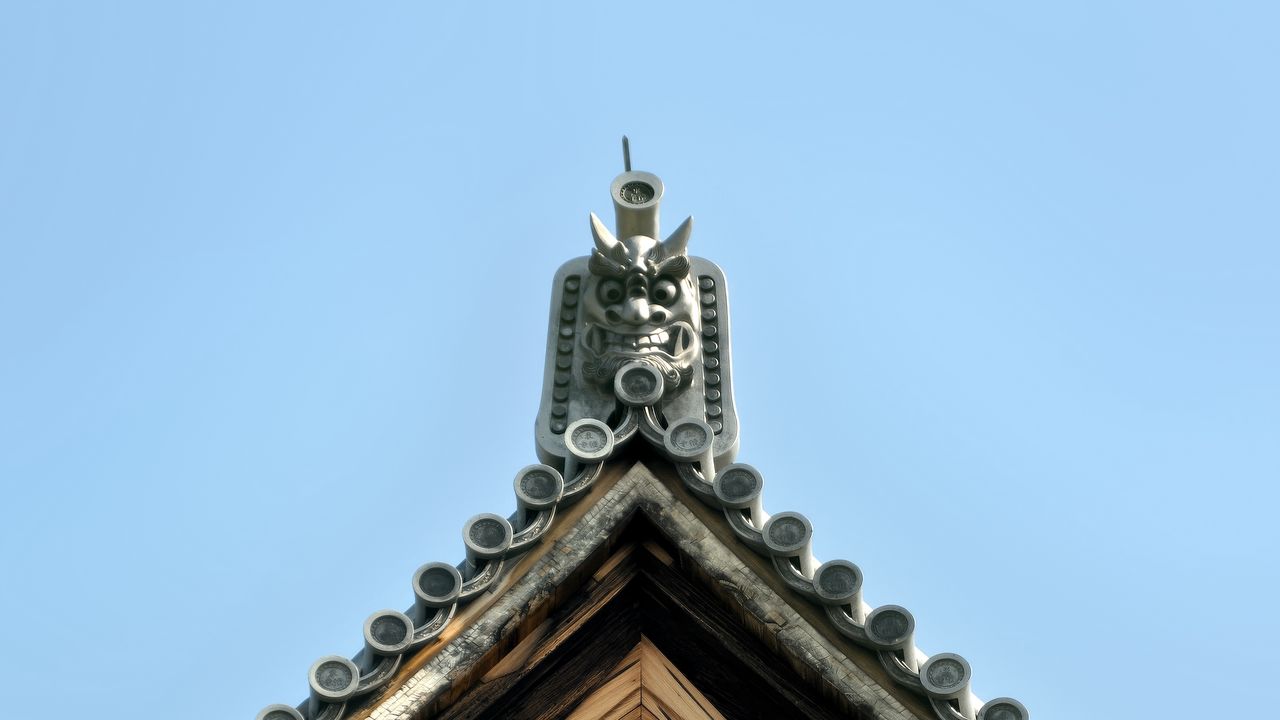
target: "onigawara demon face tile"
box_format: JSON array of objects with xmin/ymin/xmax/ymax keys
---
[
  {"xmin": 535, "ymin": 161, "xmax": 739, "ymax": 470},
  {"xmin": 579, "ymin": 216, "xmax": 700, "ymax": 393}
]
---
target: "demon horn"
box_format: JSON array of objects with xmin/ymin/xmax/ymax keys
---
[
  {"xmin": 589, "ymin": 212, "xmax": 623, "ymax": 259},
  {"xmin": 660, "ymin": 216, "xmax": 693, "ymax": 258}
]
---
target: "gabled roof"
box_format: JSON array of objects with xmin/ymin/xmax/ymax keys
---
[
  {"xmin": 258, "ymin": 453, "xmax": 1026, "ymax": 720},
  {"xmin": 256, "ymin": 153, "xmax": 1028, "ymax": 720}
]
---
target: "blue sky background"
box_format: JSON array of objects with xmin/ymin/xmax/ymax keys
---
[{"xmin": 2, "ymin": 3, "xmax": 1277, "ymax": 718}]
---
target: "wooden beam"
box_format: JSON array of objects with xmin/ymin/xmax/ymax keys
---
[{"xmin": 566, "ymin": 637, "xmax": 725, "ymax": 720}]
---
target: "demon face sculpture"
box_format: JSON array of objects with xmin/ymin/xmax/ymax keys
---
[
  {"xmin": 536, "ymin": 165, "xmax": 739, "ymax": 472},
  {"xmin": 580, "ymin": 213, "xmax": 699, "ymax": 392}
]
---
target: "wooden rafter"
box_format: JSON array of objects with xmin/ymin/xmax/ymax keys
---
[{"xmin": 566, "ymin": 636, "xmax": 726, "ymax": 720}]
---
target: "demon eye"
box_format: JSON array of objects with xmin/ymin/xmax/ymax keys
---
[
  {"xmin": 652, "ymin": 278, "xmax": 678, "ymax": 305},
  {"xmin": 597, "ymin": 279, "xmax": 625, "ymax": 304}
]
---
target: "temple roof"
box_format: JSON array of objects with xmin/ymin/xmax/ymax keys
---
[
  {"xmin": 256, "ymin": 152, "xmax": 1027, "ymax": 720},
  {"xmin": 257, "ymin": 454, "xmax": 1026, "ymax": 720}
]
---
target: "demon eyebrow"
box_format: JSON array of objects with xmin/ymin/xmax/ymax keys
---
[
  {"xmin": 588, "ymin": 251, "xmax": 627, "ymax": 277},
  {"xmin": 653, "ymin": 255, "xmax": 690, "ymax": 279}
]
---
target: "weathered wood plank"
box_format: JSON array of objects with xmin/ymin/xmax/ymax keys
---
[
  {"xmin": 564, "ymin": 648, "xmax": 641, "ymax": 720},
  {"xmin": 566, "ymin": 637, "xmax": 726, "ymax": 720},
  {"xmin": 355, "ymin": 461, "xmax": 639, "ymax": 720},
  {"xmin": 357, "ymin": 458, "xmax": 930, "ymax": 720},
  {"xmin": 478, "ymin": 618, "xmax": 551, "ymax": 683},
  {"xmin": 634, "ymin": 541, "xmax": 861, "ymax": 720},
  {"xmin": 639, "ymin": 454, "xmax": 936, "ymax": 718},
  {"xmin": 437, "ymin": 548, "xmax": 641, "ymax": 720},
  {"xmin": 635, "ymin": 637, "xmax": 724, "ymax": 720}
]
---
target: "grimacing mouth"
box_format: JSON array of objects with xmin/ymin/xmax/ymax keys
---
[{"xmin": 580, "ymin": 321, "xmax": 696, "ymax": 360}]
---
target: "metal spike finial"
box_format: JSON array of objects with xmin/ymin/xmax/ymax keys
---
[{"xmin": 622, "ymin": 136, "xmax": 631, "ymax": 172}]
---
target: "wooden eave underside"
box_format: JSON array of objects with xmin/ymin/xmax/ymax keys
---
[
  {"xmin": 430, "ymin": 531, "xmax": 852, "ymax": 719},
  {"xmin": 565, "ymin": 636, "xmax": 725, "ymax": 720},
  {"xmin": 348, "ymin": 451, "xmax": 935, "ymax": 720}
]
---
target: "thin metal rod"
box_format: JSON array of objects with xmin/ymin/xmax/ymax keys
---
[{"xmin": 622, "ymin": 136, "xmax": 631, "ymax": 172}]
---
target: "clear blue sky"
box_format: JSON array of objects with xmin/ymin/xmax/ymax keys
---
[{"xmin": 2, "ymin": 3, "xmax": 1276, "ymax": 718}]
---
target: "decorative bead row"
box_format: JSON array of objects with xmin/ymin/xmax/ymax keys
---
[
  {"xmin": 550, "ymin": 275, "xmax": 582, "ymax": 434},
  {"xmin": 697, "ymin": 275, "xmax": 725, "ymax": 434}
]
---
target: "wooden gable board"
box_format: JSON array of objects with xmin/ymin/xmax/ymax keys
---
[{"xmin": 342, "ymin": 456, "xmax": 934, "ymax": 720}]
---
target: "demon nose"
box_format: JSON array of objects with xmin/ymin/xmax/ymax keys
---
[{"xmin": 607, "ymin": 297, "xmax": 650, "ymax": 326}]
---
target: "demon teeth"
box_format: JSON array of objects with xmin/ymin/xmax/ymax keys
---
[{"xmin": 582, "ymin": 322, "xmax": 694, "ymax": 358}]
